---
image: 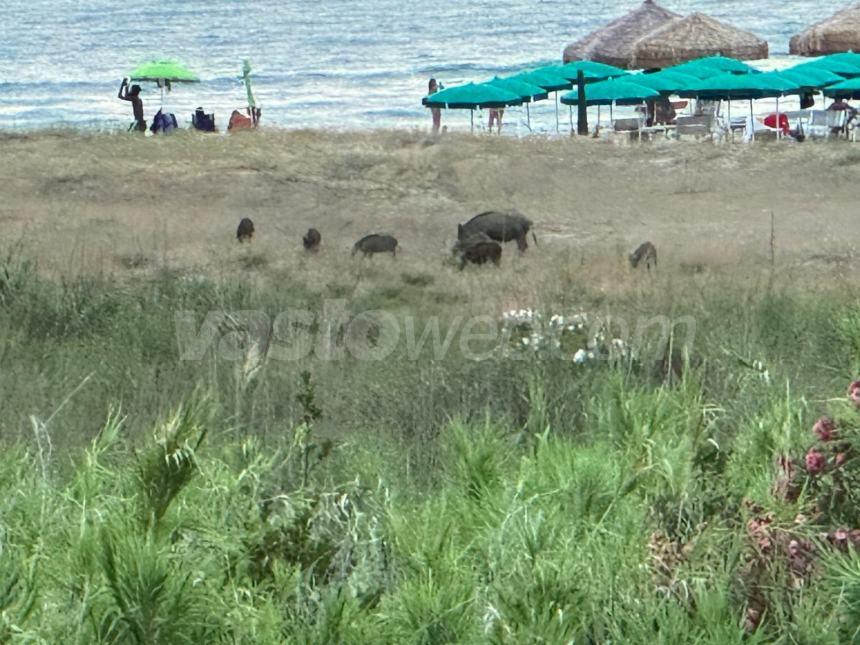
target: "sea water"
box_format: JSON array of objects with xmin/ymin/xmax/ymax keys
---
[{"xmin": 0, "ymin": 0, "xmax": 831, "ymax": 133}]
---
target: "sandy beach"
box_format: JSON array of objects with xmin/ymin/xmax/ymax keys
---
[{"xmin": 1, "ymin": 128, "xmax": 858, "ymax": 298}]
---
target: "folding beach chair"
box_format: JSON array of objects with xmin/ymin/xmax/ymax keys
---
[{"xmin": 805, "ymin": 110, "xmax": 847, "ymax": 139}]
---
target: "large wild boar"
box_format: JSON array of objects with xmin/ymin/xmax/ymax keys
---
[
  {"xmin": 457, "ymin": 210, "xmax": 536, "ymax": 252},
  {"xmin": 352, "ymin": 233, "xmax": 398, "ymax": 258}
]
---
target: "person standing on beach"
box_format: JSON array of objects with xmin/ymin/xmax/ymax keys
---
[
  {"xmin": 428, "ymin": 78, "xmax": 442, "ymax": 134},
  {"xmin": 488, "ymin": 108, "xmax": 504, "ymax": 134},
  {"xmin": 118, "ymin": 78, "xmax": 145, "ymax": 132}
]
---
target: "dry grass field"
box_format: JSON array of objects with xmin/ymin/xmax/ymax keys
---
[{"xmin": 1, "ymin": 128, "xmax": 858, "ymax": 303}]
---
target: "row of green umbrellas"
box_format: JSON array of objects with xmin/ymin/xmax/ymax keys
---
[
  {"xmin": 422, "ymin": 60, "xmax": 628, "ymax": 108},
  {"xmin": 423, "ymin": 52, "xmax": 860, "ymax": 133},
  {"xmin": 560, "ymin": 55, "xmax": 860, "ymax": 106},
  {"xmin": 422, "ymin": 60, "xmax": 629, "ymax": 131}
]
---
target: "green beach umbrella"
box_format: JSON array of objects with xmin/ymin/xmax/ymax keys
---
[
  {"xmin": 561, "ymin": 78, "xmax": 659, "ymax": 130},
  {"xmin": 665, "ymin": 60, "xmax": 727, "ymax": 79},
  {"xmin": 129, "ymin": 59, "xmax": 200, "ymax": 83},
  {"xmin": 756, "ymin": 72, "xmax": 803, "ymax": 95},
  {"xmin": 487, "ymin": 76, "xmax": 549, "ymax": 131},
  {"xmin": 684, "ymin": 55, "xmax": 761, "ymax": 75},
  {"xmin": 422, "ymin": 82, "xmax": 523, "ymax": 109},
  {"xmin": 560, "ymin": 78, "xmax": 660, "ymax": 106},
  {"xmin": 680, "ymin": 73, "xmax": 796, "ymax": 142},
  {"xmin": 129, "ymin": 59, "xmax": 200, "ymax": 109},
  {"xmin": 554, "ymin": 60, "xmax": 629, "ymax": 82},
  {"xmin": 241, "ymin": 60, "xmax": 261, "ymax": 126},
  {"xmin": 242, "ymin": 60, "xmax": 256, "ymax": 109},
  {"xmin": 541, "ymin": 65, "xmax": 609, "ymax": 83},
  {"xmin": 509, "ymin": 69, "xmax": 573, "ymax": 92},
  {"xmin": 794, "ymin": 58, "xmax": 860, "ymax": 78},
  {"xmin": 679, "ymin": 73, "xmax": 790, "ymax": 100},
  {"xmin": 821, "ymin": 52, "xmax": 860, "ymax": 68},
  {"xmin": 485, "ymin": 76, "xmax": 548, "ymax": 102},
  {"xmin": 422, "ymin": 83, "xmax": 523, "ymax": 132},
  {"xmin": 563, "ymin": 60, "xmax": 629, "ymax": 77},
  {"xmin": 509, "ymin": 69, "xmax": 573, "ymax": 133},
  {"xmin": 486, "ymin": 76, "xmax": 548, "ymax": 130},
  {"xmin": 627, "ymin": 70, "xmax": 698, "ymax": 95},
  {"xmin": 823, "ymin": 77, "xmax": 860, "ymax": 99},
  {"xmin": 778, "ymin": 66, "xmax": 844, "ymax": 90}
]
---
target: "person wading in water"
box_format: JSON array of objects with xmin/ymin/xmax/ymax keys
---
[{"xmin": 118, "ymin": 78, "xmax": 146, "ymax": 132}]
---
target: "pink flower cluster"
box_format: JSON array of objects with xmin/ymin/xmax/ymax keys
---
[
  {"xmin": 803, "ymin": 401, "xmax": 852, "ymax": 475},
  {"xmin": 805, "ymin": 449, "xmax": 827, "ymax": 475},
  {"xmin": 813, "ymin": 416, "xmax": 837, "ymax": 442}
]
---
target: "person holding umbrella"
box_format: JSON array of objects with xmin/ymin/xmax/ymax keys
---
[{"xmin": 117, "ymin": 78, "xmax": 145, "ymax": 132}]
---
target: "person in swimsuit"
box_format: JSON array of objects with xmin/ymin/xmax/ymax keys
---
[
  {"xmin": 118, "ymin": 78, "xmax": 145, "ymax": 132},
  {"xmin": 488, "ymin": 108, "xmax": 504, "ymax": 134},
  {"xmin": 428, "ymin": 78, "xmax": 442, "ymax": 134}
]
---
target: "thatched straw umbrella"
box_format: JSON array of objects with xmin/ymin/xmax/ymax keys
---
[
  {"xmin": 789, "ymin": 3, "xmax": 860, "ymax": 56},
  {"xmin": 630, "ymin": 13, "xmax": 768, "ymax": 69},
  {"xmin": 562, "ymin": 0, "xmax": 680, "ymax": 67}
]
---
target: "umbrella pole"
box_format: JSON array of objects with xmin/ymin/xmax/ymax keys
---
[
  {"xmin": 527, "ymin": 102, "xmax": 531, "ymax": 129},
  {"xmin": 728, "ymin": 100, "xmax": 732, "ymax": 142},
  {"xmin": 597, "ymin": 105, "xmax": 601, "ymax": 134},
  {"xmin": 470, "ymin": 109, "xmax": 474, "ymax": 134},
  {"xmin": 555, "ymin": 92, "xmax": 559, "ymax": 134},
  {"xmin": 161, "ymin": 83, "xmax": 165, "ymax": 110},
  {"xmin": 749, "ymin": 100, "xmax": 755, "ymax": 143},
  {"xmin": 776, "ymin": 96, "xmax": 781, "ymax": 140},
  {"xmin": 610, "ymin": 102, "xmax": 614, "ymax": 124},
  {"xmin": 569, "ymin": 105, "xmax": 573, "ymax": 134}
]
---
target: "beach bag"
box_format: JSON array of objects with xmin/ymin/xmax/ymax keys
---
[
  {"xmin": 193, "ymin": 107, "xmax": 216, "ymax": 132},
  {"xmin": 151, "ymin": 110, "xmax": 178, "ymax": 134}
]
